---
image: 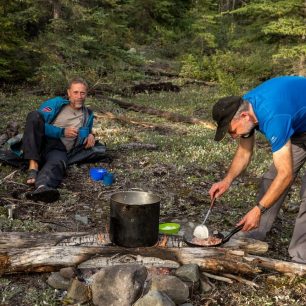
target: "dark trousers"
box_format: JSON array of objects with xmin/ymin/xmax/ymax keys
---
[
  {"xmin": 22, "ymin": 111, "xmax": 68, "ymax": 188},
  {"xmin": 22, "ymin": 111, "xmax": 109, "ymax": 189}
]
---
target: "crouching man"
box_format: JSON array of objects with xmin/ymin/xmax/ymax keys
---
[{"xmin": 209, "ymin": 76, "xmax": 306, "ymax": 264}]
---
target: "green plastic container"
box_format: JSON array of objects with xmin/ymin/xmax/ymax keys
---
[{"xmin": 159, "ymin": 223, "xmax": 180, "ymax": 234}]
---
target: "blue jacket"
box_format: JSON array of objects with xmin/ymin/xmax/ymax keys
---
[{"xmin": 38, "ymin": 97, "xmax": 94, "ymax": 146}]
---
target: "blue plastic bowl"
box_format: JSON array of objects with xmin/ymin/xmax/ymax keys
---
[{"xmin": 90, "ymin": 168, "xmax": 108, "ymax": 181}]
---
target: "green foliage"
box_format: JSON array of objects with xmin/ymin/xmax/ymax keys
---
[
  {"xmin": 179, "ymin": 54, "xmax": 204, "ymax": 79},
  {"xmin": 0, "ymin": 0, "xmax": 305, "ymax": 90}
]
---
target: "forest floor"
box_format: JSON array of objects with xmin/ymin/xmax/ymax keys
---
[{"xmin": 0, "ymin": 82, "xmax": 305, "ymax": 305}]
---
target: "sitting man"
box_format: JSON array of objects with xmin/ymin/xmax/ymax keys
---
[{"xmin": 23, "ymin": 77, "xmax": 107, "ymax": 203}]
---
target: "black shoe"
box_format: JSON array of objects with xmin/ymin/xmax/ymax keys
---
[{"xmin": 26, "ymin": 185, "xmax": 60, "ymax": 203}]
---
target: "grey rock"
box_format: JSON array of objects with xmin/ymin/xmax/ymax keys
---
[
  {"xmin": 182, "ymin": 280, "xmax": 200, "ymax": 292},
  {"xmin": 200, "ymin": 275, "xmax": 214, "ymax": 293},
  {"xmin": 66, "ymin": 278, "xmax": 90, "ymax": 304},
  {"xmin": 0, "ymin": 134, "xmax": 8, "ymax": 146},
  {"xmin": 91, "ymin": 264, "xmax": 147, "ymax": 306},
  {"xmin": 150, "ymin": 275, "xmax": 189, "ymax": 304},
  {"xmin": 180, "ymin": 304, "xmax": 194, "ymax": 306},
  {"xmin": 134, "ymin": 290, "xmax": 175, "ymax": 306},
  {"xmin": 200, "ymin": 278, "xmax": 212, "ymax": 293},
  {"xmin": 75, "ymin": 214, "xmax": 89, "ymax": 225},
  {"xmin": 286, "ymin": 203, "xmax": 300, "ymax": 213},
  {"xmin": 59, "ymin": 267, "xmax": 77, "ymax": 279},
  {"xmin": 47, "ymin": 272, "xmax": 70, "ymax": 290},
  {"xmin": 175, "ymin": 264, "xmax": 200, "ymax": 283},
  {"xmin": 128, "ymin": 48, "xmax": 137, "ymax": 54}
]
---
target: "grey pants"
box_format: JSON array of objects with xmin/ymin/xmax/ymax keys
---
[{"xmin": 246, "ymin": 141, "xmax": 306, "ymax": 263}]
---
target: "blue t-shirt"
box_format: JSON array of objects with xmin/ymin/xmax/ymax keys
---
[{"xmin": 243, "ymin": 76, "xmax": 306, "ymax": 152}]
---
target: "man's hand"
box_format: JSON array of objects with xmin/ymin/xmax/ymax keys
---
[
  {"xmin": 64, "ymin": 127, "xmax": 78, "ymax": 138},
  {"xmin": 209, "ymin": 179, "xmax": 231, "ymax": 199},
  {"xmin": 84, "ymin": 133, "xmax": 95, "ymax": 149},
  {"xmin": 236, "ymin": 206, "xmax": 261, "ymax": 231}
]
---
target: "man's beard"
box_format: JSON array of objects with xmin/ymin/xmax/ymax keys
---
[{"xmin": 73, "ymin": 100, "xmax": 84, "ymax": 109}]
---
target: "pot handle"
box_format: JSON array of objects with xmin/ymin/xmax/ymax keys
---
[
  {"xmin": 130, "ymin": 187, "xmax": 144, "ymax": 191},
  {"xmin": 222, "ymin": 224, "xmax": 244, "ymax": 244},
  {"xmin": 130, "ymin": 187, "xmax": 155, "ymax": 195}
]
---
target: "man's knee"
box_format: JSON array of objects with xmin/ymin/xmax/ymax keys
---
[{"xmin": 26, "ymin": 111, "xmax": 44, "ymax": 125}]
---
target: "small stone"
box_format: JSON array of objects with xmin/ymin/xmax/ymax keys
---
[
  {"xmin": 286, "ymin": 203, "xmax": 300, "ymax": 213},
  {"xmin": 175, "ymin": 264, "xmax": 200, "ymax": 283},
  {"xmin": 59, "ymin": 267, "xmax": 77, "ymax": 280},
  {"xmin": 180, "ymin": 303, "xmax": 194, "ymax": 306},
  {"xmin": 66, "ymin": 278, "xmax": 91, "ymax": 304},
  {"xmin": 75, "ymin": 214, "xmax": 88, "ymax": 225},
  {"xmin": 200, "ymin": 278, "xmax": 212, "ymax": 293},
  {"xmin": 134, "ymin": 290, "xmax": 175, "ymax": 306},
  {"xmin": 128, "ymin": 48, "xmax": 137, "ymax": 54},
  {"xmin": 150, "ymin": 275, "xmax": 189, "ymax": 304},
  {"xmin": 47, "ymin": 272, "xmax": 71, "ymax": 290}
]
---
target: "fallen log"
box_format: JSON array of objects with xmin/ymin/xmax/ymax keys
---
[
  {"xmin": 0, "ymin": 232, "xmax": 88, "ymax": 249},
  {"xmin": 0, "ymin": 246, "xmax": 259, "ymax": 275},
  {"xmin": 107, "ymin": 98, "xmax": 216, "ymax": 130},
  {"xmin": 0, "ymin": 232, "xmax": 268, "ymax": 254},
  {"xmin": 0, "ymin": 235, "xmax": 304, "ymax": 276},
  {"xmin": 78, "ymin": 254, "xmax": 180, "ymax": 269},
  {"xmin": 245, "ymin": 255, "xmax": 306, "ymax": 276},
  {"xmin": 130, "ymin": 82, "xmax": 180, "ymax": 94},
  {"xmin": 95, "ymin": 111, "xmax": 175, "ymax": 134}
]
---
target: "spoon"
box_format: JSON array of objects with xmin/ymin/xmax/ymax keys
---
[{"xmin": 193, "ymin": 197, "xmax": 216, "ymax": 239}]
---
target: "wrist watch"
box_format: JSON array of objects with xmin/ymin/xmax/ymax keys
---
[{"xmin": 256, "ymin": 203, "xmax": 268, "ymax": 214}]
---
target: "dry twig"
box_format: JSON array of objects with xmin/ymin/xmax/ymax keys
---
[
  {"xmin": 222, "ymin": 273, "xmax": 259, "ymax": 288},
  {"xmin": 202, "ymin": 272, "xmax": 233, "ymax": 284}
]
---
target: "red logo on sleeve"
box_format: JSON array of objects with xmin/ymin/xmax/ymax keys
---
[{"xmin": 42, "ymin": 106, "xmax": 52, "ymax": 112}]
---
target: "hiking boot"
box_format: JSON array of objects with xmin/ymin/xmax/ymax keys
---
[{"xmin": 26, "ymin": 185, "xmax": 60, "ymax": 203}]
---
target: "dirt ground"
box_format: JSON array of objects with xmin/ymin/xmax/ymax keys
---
[{"xmin": 0, "ymin": 87, "xmax": 305, "ymax": 305}]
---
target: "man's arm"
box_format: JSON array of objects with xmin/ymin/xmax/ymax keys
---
[
  {"xmin": 237, "ymin": 140, "xmax": 293, "ymax": 231},
  {"xmin": 209, "ymin": 134, "xmax": 255, "ymax": 199}
]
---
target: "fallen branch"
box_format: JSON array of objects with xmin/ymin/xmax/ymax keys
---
[
  {"xmin": 245, "ymin": 255, "xmax": 306, "ymax": 276},
  {"xmin": 78, "ymin": 254, "xmax": 180, "ymax": 269},
  {"xmin": 1, "ymin": 170, "xmax": 18, "ymax": 182},
  {"xmin": 222, "ymin": 273, "xmax": 259, "ymax": 288},
  {"xmin": 0, "ymin": 245, "xmax": 259, "ymax": 275},
  {"xmin": 202, "ymin": 272, "xmax": 233, "ymax": 284},
  {"xmin": 130, "ymin": 82, "xmax": 180, "ymax": 94},
  {"xmin": 95, "ymin": 111, "xmax": 175, "ymax": 134},
  {"xmin": 107, "ymin": 98, "xmax": 216, "ymax": 130},
  {"xmin": 0, "ymin": 232, "xmax": 268, "ymax": 254}
]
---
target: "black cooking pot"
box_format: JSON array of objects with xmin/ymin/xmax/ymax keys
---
[{"xmin": 110, "ymin": 191, "xmax": 161, "ymax": 247}]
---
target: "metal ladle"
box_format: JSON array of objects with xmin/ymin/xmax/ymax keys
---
[{"xmin": 193, "ymin": 197, "xmax": 216, "ymax": 239}]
